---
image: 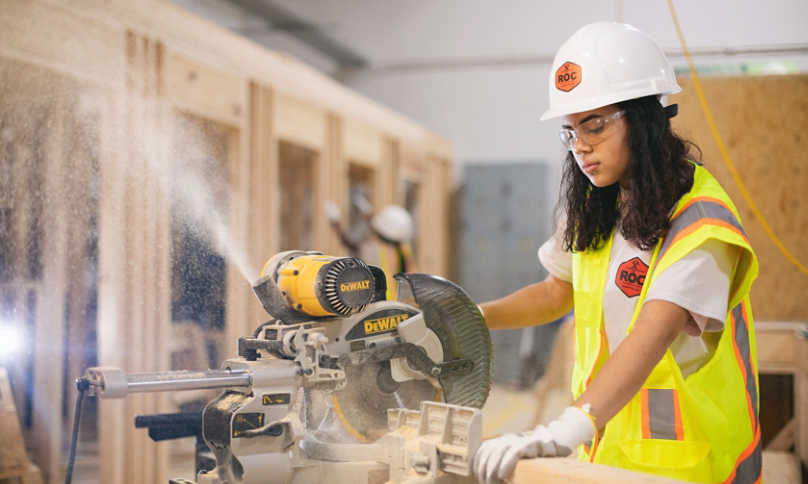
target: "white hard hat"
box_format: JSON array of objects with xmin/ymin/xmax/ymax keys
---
[
  {"xmin": 371, "ymin": 205, "xmax": 414, "ymax": 243},
  {"xmin": 540, "ymin": 22, "xmax": 681, "ymax": 121}
]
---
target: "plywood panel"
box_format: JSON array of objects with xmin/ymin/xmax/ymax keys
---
[
  {"xmin": 273, "ymin": 94, "xmax": 327, "ymax": 151},
  {"xmin": 167, "ymin": 52, "xmax": 246, "ymax": 126},
  {"xmin": 672, "ymin": 75, "xmax": 808, "ymax": 320}
]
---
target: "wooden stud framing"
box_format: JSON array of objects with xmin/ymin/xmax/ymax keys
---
[
  {"xmin": 1, "ymin": 1, "xmax": 455, "ymax": 483},
  {"xmin": 246, "ymin": 82, "xmax": 275, "ymax": 330},
  {"xmin": 30, "ymin": 96, "xmax": 68, "ymax": 484},
  {"xmin": 325, "ymin": 114, "xmax": 346, "ymax": 255},
  {"xmin": 273, "ymin": 94, "xmax": 327, "ymax": 153},
  {"xmin": 756, "ymin": 322, "xmax": 808, "ymax": 469},
  {"xmin": 97, "ymin": 77, "xmax": 129, "ymax": 484}
]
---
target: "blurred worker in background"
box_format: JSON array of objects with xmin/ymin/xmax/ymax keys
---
[
  {"xmin": 474, "ymin": 22, "xmax": 759, "ymax": 484},
  {"xmin": 327, "ymin": 198, "xmax": 418, "ymax": 300}
]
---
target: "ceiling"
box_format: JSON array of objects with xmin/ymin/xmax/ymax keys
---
[{"xmin": 166, "ymin": 0, "xmax": 808, "ymax": 80}]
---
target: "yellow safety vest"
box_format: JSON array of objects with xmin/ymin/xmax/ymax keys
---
[
  {"xmin": 571, "ymin": 164, "xmax": 761, "ymax": 483},
  {"xmin": 377, "ymin": 240, "xmax": 418, "ymax": 300}
]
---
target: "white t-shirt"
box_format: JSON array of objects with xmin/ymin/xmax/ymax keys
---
[{"xmin": 538, "ymin": 224, "xmax": 738, "ymax": 379}]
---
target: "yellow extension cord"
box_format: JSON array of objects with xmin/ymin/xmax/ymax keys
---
[{"xmin": 666, "ymin": 0, "xmax": 808, "ymax": 278}]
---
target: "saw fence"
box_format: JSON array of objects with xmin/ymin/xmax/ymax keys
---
[{"xmin": 0, "ymin": 1, "xmax": 452, "ymax": 483}]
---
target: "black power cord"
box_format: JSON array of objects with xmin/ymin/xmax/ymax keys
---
[
  {"xmin": 65, "ymin": 377, "xmax": 89, "ymax": 484},
  {"xmin": 252, "ymin": 318, "xmax": 277, "ymax": 338}
]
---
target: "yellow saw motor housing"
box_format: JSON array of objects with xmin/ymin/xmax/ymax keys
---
[{"xmin": 263, "ymin": 254, "xmax": 377, "ymax": 317}]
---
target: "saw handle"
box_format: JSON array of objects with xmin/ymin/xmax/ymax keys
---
[{"xmin": 239, "ymin": 422, "xmax": 285, "ymax": 438}]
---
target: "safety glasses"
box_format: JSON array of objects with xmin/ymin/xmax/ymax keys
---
[{"xmin": 559, "ymin": 110, "xmax": 626, "ymax": 152}]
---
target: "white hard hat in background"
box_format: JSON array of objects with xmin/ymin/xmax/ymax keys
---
[
  {"xmin": 371, "ymin": 205, "xmax": 414, "ymax": 243},
  {"xmin": 540, "ymin": 22, "xmax": 681, "ymax": 121}
]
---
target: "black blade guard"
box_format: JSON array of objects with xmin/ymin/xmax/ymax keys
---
[{"xmin": 395, "ymin": 273, "xmax": 493, "ymax": 409}]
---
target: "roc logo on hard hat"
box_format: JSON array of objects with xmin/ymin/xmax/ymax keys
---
[{"xmin": 555, "ymin": 62, "xmax": 582, "ymax": 92}]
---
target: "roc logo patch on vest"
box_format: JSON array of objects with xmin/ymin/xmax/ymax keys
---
[
  {"xmin": 555, "ymin": 62, "xmax": 581, "ymax": 92},
  {"xmin": 616, "ymin": 257, "xmax": 648, "ymax": 298}
]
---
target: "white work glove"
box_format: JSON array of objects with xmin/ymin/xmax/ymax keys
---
[
  {"xmin": 473, "ymin": 406, "xmax": 596, "ymax": 484},
  {"xmin": 325, "ymin": 201, "xmax": 341, "ymax": 224},
  {"xmin": 352, "ymin": 193, "xmax": 373, "ymax": 217}
]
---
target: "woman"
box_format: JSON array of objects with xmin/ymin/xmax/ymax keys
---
[{"xmin": 473, "ymin": 22, "xmax": 760, "ymax": 484}]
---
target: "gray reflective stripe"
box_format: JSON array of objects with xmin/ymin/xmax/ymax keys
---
[
  {"xmin": 647, "ymin": 389, "xmax": 679, "ymax": 440},
  {"xmin": 659, "ymin": 200, "xmax": 745, "ymax": 258},
  {"xmin": 733, "ymin": 303, "xmax": 759, "ymax": 426},
  {"xmin": 731, "ymin": 437, "xmax": 762, "ymax": 484},
  {"xmin": 730, "ymin": 302, "xmax": 762, "ymax": 484}
]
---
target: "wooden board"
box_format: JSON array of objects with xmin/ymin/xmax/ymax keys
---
[
  {"xmin": 0, "ymin": 369, "xmax": 29, "ymax": 480},
  {"xmin": 509, "ymin": 457, "xmax": 689, "ymax": 484},
  {"xmin": 166, "ymin": 52, "xmax": 246, "ymax": 126},
  {"xmin": 762, "ymin": 451, "xmax": 801, "ymax": 484},
  {"xmin": 672, "ymin": 75, "xmax": 808, "ymax": 320},
  {"xmin": 755, "ymin": 322, "xmax": 804, "ymax": 373},
  {"xmin": 344, "ymin": 118, "xmax": 384, "ymax": 168},
  {"xmin": 273, "ymin": 94, "xmax": 327, "ymax": 152}
]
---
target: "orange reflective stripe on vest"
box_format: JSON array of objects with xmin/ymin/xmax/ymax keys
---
[
  {"xmin": 658, "ymin": 197, "xmax": 747, "ymax": 263},
  {"xmin": 725, "ymin": 426, "xmax": 762, "ymax": 484}
]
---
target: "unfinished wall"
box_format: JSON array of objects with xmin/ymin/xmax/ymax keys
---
[
  {"xmin": 0, "ymin": 1, "xmax": 455, "ymax": 483},
  {"xmin": 672, "ymin": 75, "xmax": 808, "ymax": 320}
]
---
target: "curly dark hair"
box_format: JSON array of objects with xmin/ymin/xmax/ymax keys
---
[{"xmin": 559, "ymin": 96, "xmax": 700, "ymax": 252}]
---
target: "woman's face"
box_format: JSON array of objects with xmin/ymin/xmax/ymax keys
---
[{"xmin": 562, "ymin": 104, "xmax": 631, "ymax": 189}]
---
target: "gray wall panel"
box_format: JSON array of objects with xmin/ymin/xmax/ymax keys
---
[{"xmin": 456, "ymin": 162, "xmax": 563, "ymax": 388}]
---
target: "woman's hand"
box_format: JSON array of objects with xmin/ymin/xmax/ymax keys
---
[{"xmin": 473, "ymin": 406, "xmax": 595, "ymax": 484}]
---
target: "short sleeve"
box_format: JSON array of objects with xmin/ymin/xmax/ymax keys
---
[
  {"xmin": 538, "ymin": 223, "xmax": 573, "ymax": 283},
  {"xmin": 645, "ymin": 238, "xmax": 739, "ymax": 336}
]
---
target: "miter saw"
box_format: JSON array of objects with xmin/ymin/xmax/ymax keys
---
[{"xmin": 78, "ymin": 250, "xmax": 493, "ymax": 484}]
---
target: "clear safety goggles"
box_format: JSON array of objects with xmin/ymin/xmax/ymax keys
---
[{"xmin": 559, "ymin": 110, "xmax": 626, "ymax": 152}]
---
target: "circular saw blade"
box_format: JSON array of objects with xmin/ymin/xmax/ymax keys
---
[{"xmin": 332, "ymin": 361, "xmax": 438, "ymax": 437}]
